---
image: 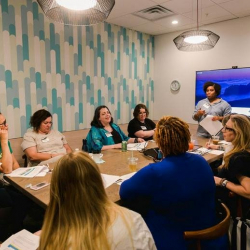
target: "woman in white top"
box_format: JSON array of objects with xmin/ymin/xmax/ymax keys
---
[
  {"xmin": 38, "ymin": 151, "xmax": 156, "ymax": 250},
  {"xmin": 21, "ymin": 109, "xmax": 72, "ymax": 166}
]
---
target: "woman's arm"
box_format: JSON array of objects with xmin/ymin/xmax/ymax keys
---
[
  {"xmin": 0, "ymin": 129, "xmax": 13, "ymax": 174},
  {"xmin": 134, "ymin": 130, "xmax": 155, "ymax": 139},
  {"xmin": 63, "ymin": 143, "xmax": 72, "ymax": 153},
  {"xmin": 214, "ymin": 175, "xmax": 250, "ymax": 199},
  {"xmin": 25, "ymin": 146, "xmax": 64, "ymax": 162},
  {"xmin": 12, "ymin": 154, "xmax": 20, "ymax": 170}
]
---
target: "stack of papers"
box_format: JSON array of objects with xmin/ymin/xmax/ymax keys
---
[
  {"xmin": 189, "ymin": 147, "xmax": 211, "ymax": 156},
  {"xmin": 5, "ymin": 165, "xmax": 49, "ymax": 178},
  {"xmin": 0, "ymin": 229, "xmax": 39, "ymax": 250},
  {"xmin": 127, "ymin": 141, "xmax": 148, "ymax": 151}
]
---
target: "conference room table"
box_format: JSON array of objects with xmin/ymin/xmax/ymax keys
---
[{"xmin": 5, "ymin": 136, "xmax": 223, "ymax": 210}]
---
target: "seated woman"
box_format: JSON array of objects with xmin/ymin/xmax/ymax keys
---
[
  {"xmin": 38, "ymin": 151, "xmax": 156, "ymax": 250},
  {"xmin": 120, "ymin": 116, "xmax": 227, "ymax": 250},
  {"xmin": 86, "ymin": 105, "xmax": 144, "ymax": 152},
  {"xmin": 128, "ymin": 104, "xmax": 156, "ymax": 141},
  {"xmin": 21, "ymin": 109, "xmax": 72, "ymax": 166},
  {"xmin": 214, "ymin": 114, "xmax": 250, "ymax": 217}
]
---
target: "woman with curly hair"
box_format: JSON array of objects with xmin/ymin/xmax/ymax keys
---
[{"xmin": 120, "ymin": 116, "xmax": 227, "ymax": 249}]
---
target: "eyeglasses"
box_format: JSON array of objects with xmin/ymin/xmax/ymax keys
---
[
  {"xmin": 139, "ymin": 112, "xmax": 147, "ymax": 115},
  {"xmin": 222, "ymin": 125, "xmax": 235, "ymax": 132},
  {"xmin": 43, "ymin": 121, "xmax": 53, "ymax": 125},
  {"xmin": 0, "ymin": 120, "xmax": 6, "ymax": 126}
]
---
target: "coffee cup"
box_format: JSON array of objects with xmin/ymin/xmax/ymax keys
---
[
  {"xmin": 92, "ymin": 151, "xmax": 103, "ymax": 163},
  {"xmin": 212, "ymin": 135, "xmax": 220, "ymax": 145},
  {"xmin": 127, "ymin": 157, "xmax": 138, "ymax": 172}
]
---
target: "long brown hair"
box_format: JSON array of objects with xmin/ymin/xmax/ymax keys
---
[
  {"xmin": 39, "ymin": 152, "xmax": 117, "ymax": 250},
  {"xmin": 154, "ymin": 116, "xmax": 190, "ymax": 156},
  {"xmin": 223, "ymin": 114, "xmax": 250, "ymax": 168}
]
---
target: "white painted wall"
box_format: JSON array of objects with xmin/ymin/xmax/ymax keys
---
[{"xmin": 154, "ymin": 16, "xmax": 250, "ymax": 124}]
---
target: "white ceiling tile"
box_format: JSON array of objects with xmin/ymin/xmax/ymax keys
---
[
  {"xmin": 106, "ymin": 0, "xmax": 250, "ymax": 35},
  {"xmin": 154, "ymin": 14, "xmax": 195, "ymax": 28},
  {"xmin": 107, "ymin": 14, "xmax": 149, "ymax": 29},
  {"xmin": 220, "ymin": 0, "xmax": 250, "ymax": 16}
]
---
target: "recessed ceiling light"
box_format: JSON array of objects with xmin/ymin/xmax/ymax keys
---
[{"xmin": 172, "ymin": 20, "xmax": 178, "ymax": 24}]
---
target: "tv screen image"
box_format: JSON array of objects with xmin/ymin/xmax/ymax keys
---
[{"xmin": 196, "ymin": 67, "xmax": 250, "ymax": 116}]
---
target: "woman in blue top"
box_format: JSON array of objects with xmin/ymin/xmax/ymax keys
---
[
  {"xmin": 86, "ymin": 106, "xmax": 144, "ymax": 152},
  {"xmin": 120, "ymin": 116, "xmax": 227, "ymax": 250}
]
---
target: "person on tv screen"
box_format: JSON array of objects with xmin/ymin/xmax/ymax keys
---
[
  {"xmin": 127, "ymin": 104, "xmax": 156, "ymax": 141},
  {"xmin": 192, "ymin": 82, "xmax": 231, "ymax": 138}
]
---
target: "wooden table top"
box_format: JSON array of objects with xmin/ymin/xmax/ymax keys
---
[{"xmin": 5, "ymin": 136, "xmax": 223, "ymax": 210}]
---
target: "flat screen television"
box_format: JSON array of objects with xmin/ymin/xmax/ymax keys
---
[{"xmin": 195, "ymin": 67, "xmax": 250, "ymax": 116}]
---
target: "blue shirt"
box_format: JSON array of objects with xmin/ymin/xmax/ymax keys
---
[
  {"xmin": 120, "ymin": 153, "xmax": 227, "ymax": 250},
  {"xmin": 192, "ymin": 98, "xmax": 231, "ymax": 138},
  {"xmin": 86, "ymin": 123, "xmax": 130, "ymax": 152}
]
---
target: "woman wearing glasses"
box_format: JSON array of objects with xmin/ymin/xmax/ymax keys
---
[
  {"xmin": 21, "ymin": 109, "xmax": 72, "ymax": 166},
  {"xmin": 128, "ymin": 104, "xmax": 156, "ymax": 141},
  {"xmin": 214, "ymin": 114, "xmax": 250, "ymax": 216}
]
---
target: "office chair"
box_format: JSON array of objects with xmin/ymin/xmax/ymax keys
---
[{"xmin": 184, "ymin": 202, "xmax": 230, "ymax": 250}]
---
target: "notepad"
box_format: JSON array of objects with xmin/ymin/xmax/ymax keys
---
[
  {"xmin": 5, "ymin": 165, "xmax": 48, "ymax": 178},
  {"xmin": 199, "ymin": 115, "xmax": 223, "ymax": 136}
]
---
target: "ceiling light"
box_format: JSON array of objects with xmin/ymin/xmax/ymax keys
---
[
  {"xmin": 37, "ymin": 0, "xmax": 115, "ymax": 26},
  {"xmin": 56, "ymin": 0, "xmax": 97, "ymax": 11},
  {"xmin": 173, "ymin": 0, "xmax": 219, "ymax": 51},
  {"xmin": 172, "ymin": 20, "xmax": 178, "ymax": 24}
]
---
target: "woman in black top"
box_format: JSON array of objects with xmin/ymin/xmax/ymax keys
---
[
  {"xmin": 128, "ymin": 104, "xmax": 156, "ymax": 141},
  {"xmin": 214, "ymin": 114, "xmax": 250, "ymax": 216}
]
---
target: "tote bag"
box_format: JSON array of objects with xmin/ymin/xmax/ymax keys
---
[{"xmin": 229, "ymin": 215, "xmax": 250, "ymax": 250}]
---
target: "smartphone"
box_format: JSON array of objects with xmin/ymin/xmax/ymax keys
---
[{"xmin": 30, "ymin": 182, "xmax": 50, "ymax": 191}]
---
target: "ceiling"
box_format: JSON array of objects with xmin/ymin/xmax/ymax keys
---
[{"xmin": 106, "ymin": 0, "xmax": 250, "ymax": 36}]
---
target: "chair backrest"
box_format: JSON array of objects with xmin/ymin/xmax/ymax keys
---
[{"xmin": 184, "ymin": 203, "xmax": 230, "ymax": 250}]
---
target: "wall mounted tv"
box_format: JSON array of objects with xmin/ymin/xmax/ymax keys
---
[{"xmin": 196, "ymin": 67, "xmax": 250, "ymax": 116}]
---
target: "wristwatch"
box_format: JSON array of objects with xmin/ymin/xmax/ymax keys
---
[{"xmin": 221, "ymin": 179, "xmax": 228, "ymax": 188}]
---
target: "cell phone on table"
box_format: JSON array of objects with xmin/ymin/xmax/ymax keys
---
[{"xmin": 30, "ymin": 182, "xmax": 50, "ymax": 190}]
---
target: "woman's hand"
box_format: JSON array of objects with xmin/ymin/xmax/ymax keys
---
[
  {"xmin": 137, "ymin": 138, "xmax": 145, "ymax": 142},
  {"xmin": 113, "ymin": 143, "xmax": 122, "ymax": 149},
  {"xmin": 0, "ymin": 129, "xmax": 8, "ymax": 142},
  {"xmin": 214, "ymin": 176, "xmax": 222, "ymax": 186},
  {"xmin": 212, "ymin": 116, "xmax": 221, "ymax": 121},
  {"xmin": 205, "ymin": 142, "xmax": 219, "ymax": 150},
  {"xmin": 196, "ymin": 109, "xmax": 206, "ymax": 117}
]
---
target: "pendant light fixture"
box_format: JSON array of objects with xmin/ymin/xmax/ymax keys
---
[
  {"xmin": 173, "ymin": 0, "xmax": 220, "ymax": 51},
  {"xmin": 37, "ymin": 0, "xmax": 115, "ymax": 26}
]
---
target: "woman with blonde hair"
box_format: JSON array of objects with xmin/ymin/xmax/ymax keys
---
[
  {"xmin": 120, "ymin": 116, "xmax": 227, "ymax": 250},
  {"xmin": 214, "ymin": 114, "xmax": 250, "ymax": 217},
  {"xmin": 38, "ymin": 151, "xmax": 155, "ymax": 250}
]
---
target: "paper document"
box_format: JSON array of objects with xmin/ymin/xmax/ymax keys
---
[
  {"xmin": 101, "ymin": 174, "xmax": 120, "ymax": 188},
  {"xmin": 189, "ymin": 147, "xmax": 211, "ymax": 156},
  {"xmin": 199, "ymin": 115, "xmax": 223, "ymax": 136},
  {"xmin": 209, "ymin": 150, "xmax": 224, "ymax": 155},
  {"xmin": 0, "ymin": 229, "xmax": 39, "ymax": 250},
  {"xmin": 115, "ymin": 172, "xmax": 136, "ymax": 185},
  {"xmin": 127, "ymin": 141, "xmax": 148, "ymax": 151},
  {"xmin": 5, "ymin": 165, "xmax": 48, "ymax": 178}
]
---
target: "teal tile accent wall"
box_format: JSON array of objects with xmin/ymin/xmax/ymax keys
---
[{"xmin": 0, "ymin": 0, "xmax": 154, "ymax": 138}]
